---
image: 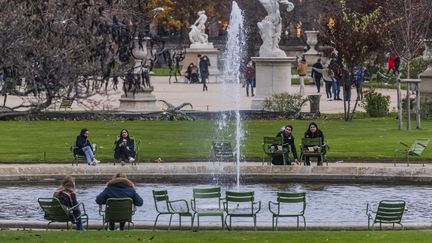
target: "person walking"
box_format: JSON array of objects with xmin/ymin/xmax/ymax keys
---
[
  {"xmin": 245, "ymin": 59, "xmax": 256, "ymax": 97},
  {"xmin": 198, "ymin": 54, "xmax": 211, "ymax": 91},
  {"xmin": 311, "ymin": 58, "xmax": 323, "ymax": 93},
  {"xmin": 297, "ymin": 58, "xmax": 307, "ymax": 96},
  {"xmin": 74, "ymin": 128, "xmax": 100, "ymax": 166},
  {"xmin": 96, "ymin": 173, "xmax": 143, "ymax": 231},
  {"xmin": 53, "ymin": 176, "xmax": 85, "ymax": 231},
  {"xmin": 311, "ymin": 66, "xmax": 334, "ymax": 101}
]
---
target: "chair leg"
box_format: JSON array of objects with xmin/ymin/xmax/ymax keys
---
[
  {"xmin": 179, "ymin": 215, "xmax": 182, "ymax": 230},
  {"xmin": 197, "ymin": 215, "xmax": 200, "ymax": 231},
  {"xmin": 272, "ymin": 215, "xmax": 275, "ymax": 231},
  {"xmin": 254, "ymin": 215, "xmax": 257, "ymax": 231},
  {"xmin": 221, "ymin": 215, "xmax": 224, "ymax": 230},
  {"xmin": 168, "ymin": 214, "xmax": 173, "ymax": 230},
  {"xmin": 275, "ymin": 216, "xmax": 278, "ymax": 231},
  {"xmin": 302, "ymin": 216, "xmax": 306, "ymax": 230},
  {"xmin": 224, "ymin": 215, "xmax": 230, "ymax": 231},
  {"xmin": 297, "ymin": 216, "xmax": 299, "ymax": 230},
  {"xmin": 153, "ymin": 214, "xmax": 161, "ymax": 231}
]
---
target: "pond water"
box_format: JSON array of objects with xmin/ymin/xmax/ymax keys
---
[{"xmin": 1, "ymin": 183, "xmax": 431, "ymax": 225}]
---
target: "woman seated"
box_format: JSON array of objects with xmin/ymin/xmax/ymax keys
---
[
  {"xmin": 95, "ymin": 173, "xmax": 143, "ymax": 231},
  {"xmin": 74, "ymin": 128, "xmax": 100, "ymax": 166},
  {"xmin": 303, "ymin": 122, "xmax": 325, "ymax": 166},
  {"xmin": 114, "ymin": 129, "xmax": 136, "ymax": 165},
  {"xmin": 53, "ymin": 176, "xmax": 85, "ymax": 231}
]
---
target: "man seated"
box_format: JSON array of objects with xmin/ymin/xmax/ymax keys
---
[{"xmin": 273, "ymin": 125, "xmax": 299, "ymax": 165}]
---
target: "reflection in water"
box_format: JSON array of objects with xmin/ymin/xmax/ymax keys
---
[{"xmin": 1, "ymin": 183, "xmax": 431, "ymax": 225}]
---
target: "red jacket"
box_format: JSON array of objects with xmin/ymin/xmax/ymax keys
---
[{"xmin": 388, "ymin": 54, "xmax": 396, "ymax": 69}]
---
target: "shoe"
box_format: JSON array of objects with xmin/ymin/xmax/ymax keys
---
[
  {"xmin": 128, "ymin": 157, "xmax": 135, "ymax": 163},
  {"xmin": 121, "ymin": 161, "xmax": 125, "ymax": 166},
  {"xmin": 328, "ymin": 98, "xmax": 332, "ymax": 101},
  {"xmin": 88, "ymin": 162, "xmax": 96, "ymax": 166},
  {"xmin": 93, "ymin": 159, "xmax": 101, "ymax": 164}
]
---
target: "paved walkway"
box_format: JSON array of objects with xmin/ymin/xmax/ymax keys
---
[{"xmin": 2, "ymin": 76, "xmax": 399, "ymax": 113}]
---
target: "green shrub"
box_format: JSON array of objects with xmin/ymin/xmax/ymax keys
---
[
  {"xmin": 361, "ymin": 88, "xmax": 390, "ymax": 117},
  {"xmin": 400, "ymin": 57, "xmax": 427, "ymax": 79},
  {"xmin": 263, "ymin": 93, "xmax": 307, "ymax": 118}
]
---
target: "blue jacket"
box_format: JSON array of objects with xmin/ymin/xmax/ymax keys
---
[{"xmin": 96, "ymin": 178, "xmax": 143, "ymax": 206}]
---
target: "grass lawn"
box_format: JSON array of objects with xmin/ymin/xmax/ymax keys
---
[
  {"xmin": 2, "ymin": 230, "xmax": 432, "ymax": 243},
  {"xmin": 0, "ymin": 118, "xmax": 430, "ymax": 163}
]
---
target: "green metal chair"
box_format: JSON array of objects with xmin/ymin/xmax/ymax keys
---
[
  {"xmin": 70, "ymin": 143, "xmax": 97, "ymax": 166},
  {"xmin": 191, "ymin": 187, "xmax": 225, "ymax": 230},
  {"xmin": 152, "ymin": 190, "xmax": 193, "ymax": 230},
  {"xmin": 99, "ymin": 198, "xmax": 136, "ymax": 230},
  {"xmin": 38, "ymin": 197, "xmax": 88, "ymax": 230},
  {"xmin": 366, "ymin": 200, "xmax": 406, "ymax": 230},
  {"xmin": 262, "ymin": 136, "xmax": 284, "ymax": 165},
  {"xmin": 300, "ymin": 137, "xmax": 328, "ymax": 166},
  {"xmin": 223, "ymin": 191, "xmax": 261, "ymax": 231},
  {"xmin": 268, "ymin": 192, "xmax": 306, "ymax": 230},
  {"xmin": 394, "ymin": 139, "xmax": 429, "ymax": 166},
  {"xmin": 113, "ymin": 136, "xmax": 141, "ymax": 165},
  {"xmin": 212, "ymin": 141, "xmax": 235, "ymax": 163}
]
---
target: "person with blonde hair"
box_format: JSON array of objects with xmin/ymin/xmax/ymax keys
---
[
  {"xmin": 53, "ymin": 176, "xmax": 84, "ymax": 230},
  {"xmin": 96, "ymin": 173, "xmax": 143, "ymax": 230}
]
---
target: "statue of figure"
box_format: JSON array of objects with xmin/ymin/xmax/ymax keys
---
[
  {"xmin": 258, "ymin": 0, "xmax": 294, "ymax": 57},
  {"xmin": 189, "ymin": 10, "xmax": 209, "ymax": 45}
]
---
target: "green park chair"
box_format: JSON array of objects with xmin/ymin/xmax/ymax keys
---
[
  {"xmin": 191, "ymin": 187, "xmax": 225, "ymax": 230},
  {"xmin": 70, "ymin": 143, "xmax": 97, "ymax": 166},
  {"xmin": 38, "ymin": 197, "xmax": 88, "ymax": 230},
  {"xmin": 212, "ymin": 141, "xmax": 235, "ymax": 163},
  {"xmin": 99, "ymin": 198, "xmax": 136, "ymax": 230},
  {"xmin": 300, "ymin": 137, "xmax": 328, "ymax": 166},
  {"xmin": 152, "ymin": 190, "xmax": 193, "ymax": 230},
  {"xmin": 394, "ymin": 139, "xmax": 429, "ymax": 166},
  {"xmin": 113, "ymin": 136, "xmax": 141, "ymax": 165},
  {"xmin": 366, "ymin": 200, "xmax": 406, "ymax": 230},
  {"xmin": 223, "ymin": 191, "xmax": 261, "ymax": 231},
  {"xmin": 262, "ymin": 136, "xmax": 284, "ymax": 165},
  {"xmin": 268, "ymin": 192, "xmax": 306, "ymax": 230}
]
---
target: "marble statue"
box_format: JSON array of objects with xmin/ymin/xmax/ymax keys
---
[
  {"xmin": 189, "ymin": 10, "xmax": 209, "ymax": 44},
  {"xmin": 257, "ymin": 0, "xmax": 294, "ymax": 57}
]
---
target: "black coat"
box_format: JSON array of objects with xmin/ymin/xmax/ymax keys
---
[
  {"xmin": 74, "ymin": 135, "xmax": 92, "ymax": 155},
  {"xmin": 304, "ymin": 130, "xmax": 324, "ymax": 142},
  {"xmin": 114, "ymin": 137, "xmax": 136, "ymax": 160},
  {"xmin": 276, "ymin": 131, "xmax": 298, "ymax": 160},
  {"xmin": 96, "ymin": 178, "xmax": 143, "ymax": 206},
  {"xmin": 199, "ymin": 56, "xmax": 211, "ymax": 79},
  {"xmin": 311, "ymin": 62, "xmax": 323, "ymax": 79}
]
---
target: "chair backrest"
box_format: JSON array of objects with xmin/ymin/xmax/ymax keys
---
[
  {"xmin": 153, "ymin": 190, "xmax": 170, "ymax": 213},
  {"xmin": 38, "ymin": 198, "xmax": 69, "ymax": 222},
  {"xmin": 212, "ymin": 141, "xmax": 234, "ymax": 162},
  {"xmin": 263, "ymin": 136, "xmax": 283, "ymax": 153},
  {"xmin": 225, "ymin": 191, "xmax": 254, "ymax": 213},
  {"xmin": 104, "ymin": 198, "xmax": 134, "ymax": 222},
  {"xmin": 302, "ymin": 137, "xmax": 323, "ymax": 147},
  {"xmin": 410, "ymin": 139, "xmax": 429, "ymax": 156},
  {"xmin": 193, "ymin": 187, "xmax": 222, "ymax": 208},
  {"xmin": 277, "ymin": 192, "xmax": 306, "ymax": 213},
  {"xmin": 375, "ymin": 200, "xmax": 406, "ymax": 223}
]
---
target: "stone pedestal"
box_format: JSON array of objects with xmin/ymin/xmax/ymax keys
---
[
  {"xmin": 118, "ymin": 88, "xmax": 159, "ymax": 112},
  {"xmin": 251, "ymin": 57, "xmax": 297, "ymax": 110},
  {"xmin": 181, "ymin": 43, "xmax": 220, "ymax": 82}
]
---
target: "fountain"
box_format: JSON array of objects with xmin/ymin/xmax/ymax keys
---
[
  {"xmin": 251, "ymin": 0, "xmax": 297, "ymax": 110},
  {"xmin": 217, "ymin": 1, "xmax": 247, "ymax": 191}
]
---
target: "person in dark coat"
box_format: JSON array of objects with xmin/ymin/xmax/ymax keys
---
[
  {"xmin": 74, "ymin": 128, "xmax": 100, "ymax": 166},
  {"xmin": 53, "ymin": 176, "xmax": 84, "ymax": 231},
  {"xmin": 275, "ymin": 125, "xmax": 299, "ymax": 165},
  {"xmin": 245, "ymin": 59, "xmax": 256, "ymax": 97},
  {"xmin": 114, "ymin": 129, "xmax": 136, "ymax": 165},
  {"xmin": 303, "ymin": 122, "xmax": 325, "ymax": 166},
  {"xmin": 198, "ymin": 54, "xmax": 211, "ymax": 91},
  {"xmin": 96, "ymin": 173, "xmax": 143, "ymax": 230},
  {"xmin": 311, "ymin": 58, "xmax": 323, "ymax": 93}
]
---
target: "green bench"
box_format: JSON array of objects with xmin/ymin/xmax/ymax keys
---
[
  {"xmin": 394, "ymin": 138, "xmax": 429, "ymax": 166},
  {"xmin": 212, "ymin": 141, "xmax": 235, "ymax": 163}
]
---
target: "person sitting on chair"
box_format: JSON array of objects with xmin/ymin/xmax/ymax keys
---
[
  {"xmin": 74, "ymin": 128, "xmax": 100, "ymax": 166},
  {"xmin": 275, "ymin": 125, "xmax": 299, "ymax": 165},
  {"xmin": 53, "ymin": 176, "xmax": 84, "ymax": 231},
  {"xmin": 114, "ymin": 129, "xmax": 136, "ymax": 165},
  {"xmin": 303, "ymin": 122, "xmax": 325, "ymax": 166},
  {"xmin": 96, "ymin": 173, "xmax": 143, "ymax": 231}
]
